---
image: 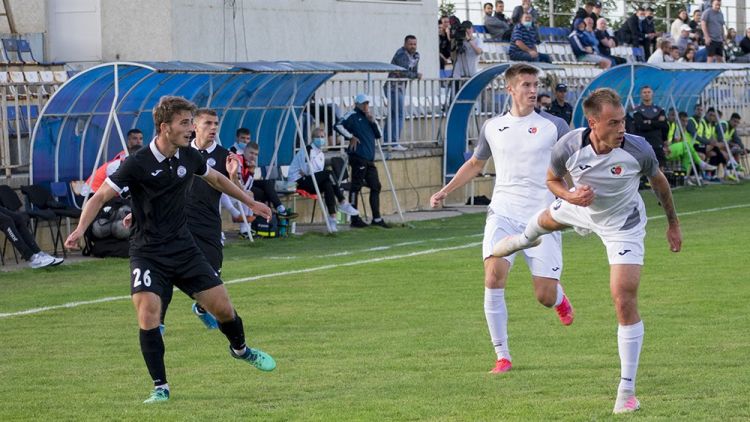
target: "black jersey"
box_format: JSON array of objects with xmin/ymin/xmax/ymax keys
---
[
  {"xmin": 186, "ymin": 140, "xmax": 230, "ymax": 242},
  {"xmin": 106, "ymin": 140, "xmax": 208, "ymax": 255}
]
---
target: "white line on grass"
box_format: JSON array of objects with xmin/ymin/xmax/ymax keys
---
[{"xmin": 2, "ymin": 202, "xmax": 749, "ymax": 319}]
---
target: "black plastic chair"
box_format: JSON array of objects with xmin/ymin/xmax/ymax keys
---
[
  {"xmin": 0, "ymin": 185, "xmax": 60, "ymax": 256},
  {"xmin": 20, "ymin": 184, "xmax": 82, "ymax": 257}
]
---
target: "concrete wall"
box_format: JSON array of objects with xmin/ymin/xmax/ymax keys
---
[
  {"xmin": 99, "ymin": 0, "xmax": 440, "ymax": 77},
  {"xmin": 0, "ymin": 0, "xmax": 46, "ymax": 33}
]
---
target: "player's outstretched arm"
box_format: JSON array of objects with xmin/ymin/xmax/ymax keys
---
[
  {"xmin": 648, "ymin": 170, "xmax": 682, "ymax": 253},
  {"xmin": 430, "ymin": 157, "xmax": 486, "ymax": 207},
  {"xmin": 202, "ymin": 167, "xmax": 272, "ymax": 221},
  {"xmin": 64, "ymin": 183, "xmax": 118, "ymax": 249}
]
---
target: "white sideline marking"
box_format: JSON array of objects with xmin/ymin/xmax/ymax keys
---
[{"xmin": 2, "ymin": 203, "xmax": 748, "ymax": 320}]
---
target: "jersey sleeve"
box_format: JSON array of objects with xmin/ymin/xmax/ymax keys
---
[
  {"xmin": 624, "ymin": 134, "xmax": 660, "ymax": 178},
  {"xmin": 187, "ymin": 147, "xmax": 209, "ymax": 177},
  {"xmin": 549, "ymin": 131, "xmax": 579, "ymax": 177},
  {"xmin": 473, "ymin": 120, "xmax": 492, "ymax": 160},
  {"xmin": 105, "ymin": 155, "xmax": 138, "ymax": 194}
]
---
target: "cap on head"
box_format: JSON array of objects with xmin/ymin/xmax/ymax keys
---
[
  {"xmin": 556, "ymin": 83, "xmax": 568, "ymax": 92},
  {"xmin": 354, "ymin": 93, "xmax": 371, "ymax": 105}
]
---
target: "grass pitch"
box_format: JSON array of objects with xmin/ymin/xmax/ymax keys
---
[{"xmin": 1, "ymin": 183, "xmax": 749, "ymax": 421}]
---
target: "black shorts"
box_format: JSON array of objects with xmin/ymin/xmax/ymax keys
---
[
  {"xmin": 707, "ymin": 41, "xmax": 724, "ymax": 57},
  {"xmin": 129, "ymin": 243, "xmax": 222, "ymax": 298},
  {"xmin": 694, "ymin": 144, "xmax": 707, "ymax": 154},
  {"xmin": 193, "ymin": 233, "xmax": 223, "ymax": 275}
]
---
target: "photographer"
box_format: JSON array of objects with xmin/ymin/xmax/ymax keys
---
[{"xmin": 452, "ymin": 20, "xmax": 483, "ymax": 79}]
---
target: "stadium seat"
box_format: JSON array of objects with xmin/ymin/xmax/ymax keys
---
[
  {"xmin": 16, "ymin": 39, "xmax": 38, "ymax": 64},
  {"xmin": 21, "ymin": 184, "xmax": 82, "ymax": 257},
  {"xmin": 53, "ymin": 71, "xmax": 68, "ymax": 83},
  {"xmin": 1, "ymin": 38, "xmax": 20, "ymax": 63}
]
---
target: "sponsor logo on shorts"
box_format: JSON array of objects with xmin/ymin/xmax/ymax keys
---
[
  {"xmin": 552, "ymin": 199, "xmax": 563, "ymax": 210},
  {"xmin": 618, "ymin": 249, "xmax": 632, "ymax": 256},
  {"xmin": 610, "ymin": 165, "xmax": 623, "ymax": 175},
  {"xmin": 528, "ymin": 127, "xmax": 537, "ymax": 134},
  {"xmin": 177, "ymin": 165, "xmax": 187, "ymax": 178}
]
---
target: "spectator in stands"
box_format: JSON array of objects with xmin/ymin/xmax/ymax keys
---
[
  {"xmin": 452, "ymin": 21, "xmax": 484, "ymax": 79},
  {"xmin": 591, "ymin": 1, "xmax": 602, "ymax": 23},
  {"xmin": 86, "ymin": 128, "xmax": 144, "ymax": 193},
  {"xmin": 701, "ymin": 0, "xmax": 726, "ymax": 63},
  {"xmin": 439, "ymin": 16, "xmax": 452, "ymax": 77},
  {"xmin": 632, "ymin": 85, "xmax": 669, "ymax": 167},
  {"xmin": 689, "ymin": 10, "xmax": 705, "ymax": 45},
  {"xmin": 0, "ymin": 205, "xmax": 63, "ymax": 268},
  {"xmin": 230, "ymin": 128, "xmax": 251, "ymax": 154},
  {"xmin": 484, "ymin": 2, "xmax": 511, "ymax": 40},
  {"xmin": 509, "ymin": 13, "xmax": 551, "ymax": 63},
  {"xmin": 671, "ymin": 9, "xmax": 689, "ymax": 41},
  {"xmin": 724, "ymin": 28, "xmax": 743, "ymax": 62},
  {"xmin": 669, "ymin": 46, "xmax": 681, "ymax": 61},
  {"xmin": 583, "ymin": 17, "xmax": 600, "ymax": 48},
  {"xmin": 734, "ymin": 27, "xmax": 750, "ymax": 63},
  {"xmin": 537, "ymin": 93, "xmax": 552, "ymax": 111},
  {"xmin": 643, "ymin": 7, "xmax": 659, "ymax": 56},
  {"xmin": 569, "ymin": 18, "xmax": 611, "ymax": 69},
  {"xmin": 494, "ymin": 1, "xmax": 511, "ymax": 35},
  {"xmin": 385, "ymin": 35, "xmax": 421, "ymax": 152},
  {"xmin": 334, "ymin": 94, "xmax": 390, "ymax": 228},
  {"xmin": 511, "ymin": 0, "xmax": 540, "ymax": 42},
  {"xmin": 595, "ymin": 18, "xmax": 626, "ymax": 65},
  {"xmin": 548, "ymin": 83, "xmax": 573, "ymax": 124},
  {"xmin": 573, "ymin": 0, "xmax": 596, "ymax": 28},
  {"xmin": 675, "ymin": 24, "xmax": 694, "ymax": 55},
  {"xmin": 679, "ymin": 46, "xmax": 697, "ymax": 62},
  {"xmin": 287, "ymin": 127, "xmax": 360, "ymax": 232},
  {"xmin": 648, "ymin": 39, "xmax": 674, "ymax": 63},
  {"xmin": 619, "ymin": 7, "xmax": 648, "ymax": 58}
]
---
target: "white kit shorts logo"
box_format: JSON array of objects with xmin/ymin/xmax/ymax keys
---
[{"xmin": 177, "ymin": 165, "xmax": 187, "ymax": 178}]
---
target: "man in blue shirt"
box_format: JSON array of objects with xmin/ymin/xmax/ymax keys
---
[{"xmin": 509, "ymin": 12, "xmax": 551, "ymax": 62}]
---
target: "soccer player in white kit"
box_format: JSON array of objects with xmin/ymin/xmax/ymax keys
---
[
  {"xmin": 430, "ymin": 64, "xmax": 575, "ymax": 374},
  {"xmin": 493, "ymin": 88, "xmax": 682, "ymax": 414}
]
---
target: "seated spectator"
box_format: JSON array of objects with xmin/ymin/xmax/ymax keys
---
[
  {"xmin": 689, "ymin": 9, "xmax": 705, "ymax": 46},
  {"xmin": 734, "ymin": 27, "xmax": 750, "ymax": 62},
  {"xmin": 493, "ymin": 0, "xmax": 512, "ymax": 39},
  {"xmin": 0, "ymin": 205, "xmax": 63, "ymax": 268},
  {"xmin": 647, "ymin": 38, "xmax": 674, "ymax": 63},
  {"xmin": 725, "ymin": 113, "xmax": 748, "ymax": 173},
  {"xmin": 230, "ymin": 127, "xmax": 251, "ymax": 154},
  {"xmin": 617, "ymin": 7, "xmax": 647, "ymax": 56},
  {"xmin": 665, "ymin": 111, "xmax": 717, "ymax": 177},
  {"xmin": 670, "ymin": 9, "xmax": 689, "ymax": 40},
  {"xmin": 569, "ymin": 18, "xmax": 610, "ymax": 69},
  {"xmin": 508, "ymin": 13, "xmax": 551, "ymax": 63},
  {"xmin": 595, "ymin": 18, "xmax": 626, "ymax": 65},
  {"xmin": 288, "ymin": 127, "xmax": 360, "ymax": 232},
  {"xmin": 669, "ymin": 46, "xmax": 681, "ymax": 61},
  {"xmin": 675, "ymin": 24, "xmax": 694, "ymax": 54},
  {"xmin": 701, "ymin": 0, "xmax": 726, "ymax": 63},
  {"xmin": 511, "ymin": 0, "xmax": 540, "ymax": 42},
  {"xmin": 678, "ymin": 46, "xmax": 697, "ymax": 62},
  {"xmin": 725, "ymin": 28, "xmax": 745, "ymax": 62},
  {"xmin": 86, "ymin": 129, "xmax": 143, "ymax": 193},
  {"xmin": 484, "ymin": 1, "xmax": 511, "ymax": 40}
]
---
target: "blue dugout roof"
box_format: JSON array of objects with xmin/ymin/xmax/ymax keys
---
[
  {"xmin": 443, "ymin": 63, "xmax": 561, "ymax": 182},
  {"xmin": 571, "ymin": 63, "xmax": 750, "ymax": 128},
  {"xmin": 30, "ymin": 61, "xmax": 402, "ymax": 184}
]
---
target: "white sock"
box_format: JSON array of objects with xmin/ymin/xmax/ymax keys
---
[
  {"xmin": 484, "ymin": 288, "xmax": 511, "ymax": 361},
  {"xmin": 554, "ymin": 283, "xmax": 564, "ymax": 307},
  {"xmin": 239, "ymin": 222, "xmax": 250, "ymax": 233},
  {"xmin": 617, "ymin": 320, "xmax": 644, "ymax": 394},
  {"xmin": 523, "ymin": 209, "xmax": 552, "ymax": 242},
  {"xmin": 232, "ymin": 346, "xmax": 247, "ymax": 356},
  {"xmin": 220, "ymin": 194, "xmax": 240, "ymax": 218},
  {"xmin": 155, "ymin": 383, "xmax": 169, "ymax": 391}
]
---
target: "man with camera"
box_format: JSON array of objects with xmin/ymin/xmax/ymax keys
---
[{"xmin": 451, "ymin": 21, "xmax": 484, "ymax": 79}]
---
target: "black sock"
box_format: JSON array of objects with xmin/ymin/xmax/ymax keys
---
[
  {"xmin": 139, "ymin": 328, "xmax": 167, "ymax": 387},
  {"xmin": 218, "ymin": 313, "xmax": 246, "ymax": 351}
]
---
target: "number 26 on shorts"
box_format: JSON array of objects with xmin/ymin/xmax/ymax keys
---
[{"xmin": 132, "ymin": 268, "xmax": 152, "ymax": 288}]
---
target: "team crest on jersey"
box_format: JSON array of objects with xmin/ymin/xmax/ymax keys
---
[
  {"xmin": 610, "ymin": 165, "xmax": 623, "ymax": 175},
  {"xmin": 528, "ymin": 127, "xmax": 538, "ymax": 134},
  {"xmin": 177, "ymin": 165, "xmax": 187, "ymax": 178},
  {"xmin": 207, "ymin": 158, "xmax": 216, "ymax": 168}
]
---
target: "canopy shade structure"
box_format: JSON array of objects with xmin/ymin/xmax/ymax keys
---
[
  {"xmin": 570, "ymin": 63, "xmax": 750, "ymax": 128},
  {"xmin": 443, "ymin": 62, "xmax": 561, "ymax": 183},
  {"xmin": 30, "ymin": 60, "xmax": 402, "ymax": 184}
]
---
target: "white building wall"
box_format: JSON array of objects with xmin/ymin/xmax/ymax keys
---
[
  {"xmin": 100, "ymin": 0, "xmax": 173, "ymax": 61},
  {"xmin": 0, "ymin": 0, "xmax": 46, "ymax": 33}
]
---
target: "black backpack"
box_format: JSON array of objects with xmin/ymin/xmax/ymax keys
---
[{"xmin": 83, "ymin": 198, "xmax": 130, "ymax": 258}]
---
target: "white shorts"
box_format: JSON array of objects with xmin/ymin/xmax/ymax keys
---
[
  {"xmin": 548, "ymin": 199, "xmax": 646, "ymax": 265},
  {"xmin": 483, "ymin": 210, "xmax": 563, "ymax": 279}
]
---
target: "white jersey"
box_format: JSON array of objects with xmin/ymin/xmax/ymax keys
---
[
  {"xmin": 549, "ymin": 128, "xmax": 659, "ymax": 229},
  {"xmin": 474, "ymin": 110, "xmax": 570, "ymax": 222}
]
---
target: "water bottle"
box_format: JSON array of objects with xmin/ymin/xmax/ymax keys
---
[{"xmin": 279, "ymin": 216, "xmax": 288, "ymax": 237}]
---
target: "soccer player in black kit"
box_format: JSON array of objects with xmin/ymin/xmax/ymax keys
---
[{"xmin": 65, "ymin": 97, "xmax": 275, "ymax": 404}]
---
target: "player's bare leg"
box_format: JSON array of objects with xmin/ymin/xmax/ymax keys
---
[
  {"xmin": 610, "ymin": 264, "xmax": 643, "ymax": 414},
  {"xmin": 532, "ymin": 276, "xmax": 574, "ymax": 325}
]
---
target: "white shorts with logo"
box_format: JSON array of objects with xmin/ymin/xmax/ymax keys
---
[
  {"xmin": 482, "ymin": 210, "xmax": 563, "ymax": 279},
  {"xmin": 548, "ymin": 198, "xmax": 646, "ymax": 265}
]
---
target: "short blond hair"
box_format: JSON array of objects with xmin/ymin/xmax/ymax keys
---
[
  {"xmin": 582, "ymin": 88, "xmax": 622, "ymax": 118},
  {"xmin": 153, "ymin": 96, "xmax": 197, "ymax": 133}
]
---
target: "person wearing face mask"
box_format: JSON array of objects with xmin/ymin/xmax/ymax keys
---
[
  {"xmin": 288, "ymin": 128, "xmax": 359, "ymax": 232},
  {"xmin": 619, "ymin": 7, "xmax": 648, "ymax": 58},
  {"xmin": 509, "ymin": 12, "xmax": 551, "ymax": 62}
]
